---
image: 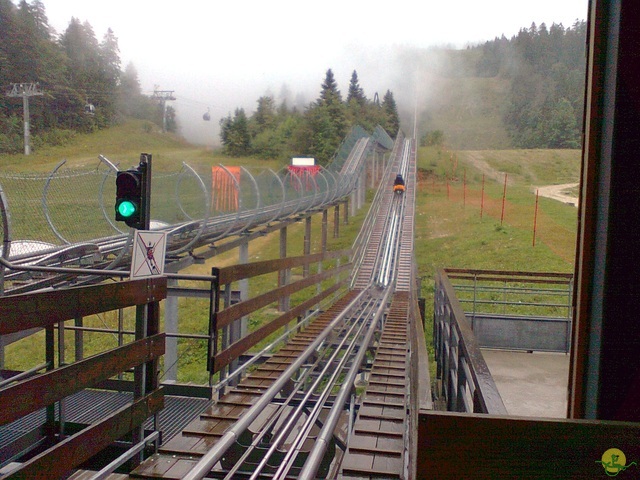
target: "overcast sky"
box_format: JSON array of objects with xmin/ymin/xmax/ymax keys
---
[{"xmin": 43, "ymin": 0, "xmax": 589, "ymax": 146}]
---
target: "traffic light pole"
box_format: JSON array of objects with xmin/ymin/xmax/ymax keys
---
[
  {"xmin": 138, "ymin": 153, "xmax": 151, "ymax": 230},
  {"xmin": 133, "ymin": 153, "xmax": 158, "ymax": 463}
]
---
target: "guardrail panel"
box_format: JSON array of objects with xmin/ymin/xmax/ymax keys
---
[
  {"xmin": 0, "ymin": 334, "xmax": 165, "ymax": 426},
  {"xmin": 4, "ymin": 389, "xmax": 164, "ymax": 480},
  {"xmin": 0, "ymin": 277, "xmax": 167, "ymax": 335}
]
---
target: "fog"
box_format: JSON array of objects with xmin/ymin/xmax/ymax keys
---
[{"xmin": 43, "ymin": 0, "xmax": 588, "ymax": 147}]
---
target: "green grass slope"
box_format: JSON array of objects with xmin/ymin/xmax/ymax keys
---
[{"xmin": 0, "ymin": 119, "xmax": 283, "ymax": 173}]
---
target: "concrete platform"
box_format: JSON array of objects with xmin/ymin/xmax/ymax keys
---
[{"xmin": 481, "ymin": 349, "xmax": 570, "ymax": 418}]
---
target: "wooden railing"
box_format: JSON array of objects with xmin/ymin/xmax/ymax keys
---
[
  {"xmin": 424, "ymin": 269, "xmax": 640, "ymax": 478},
  {"xmin": 409, "ymin": 259, "xmax": 432, "ymax": 480},
  {"xmin": 0, "ymin": 277, "xmax": 166, "ymax": 478},
  {"xmin": 209, "ymin": 249, "xmax": 351, "ymax": 381}
]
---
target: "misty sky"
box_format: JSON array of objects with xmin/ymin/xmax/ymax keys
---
[{"xmin": 44, "ymin": 0, "xmax": 588, "ymax": 146}]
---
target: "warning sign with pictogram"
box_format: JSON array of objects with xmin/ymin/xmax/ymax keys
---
[{"xmin": 130, "ymin": 230, "xmax": 167, "ymax": 279}]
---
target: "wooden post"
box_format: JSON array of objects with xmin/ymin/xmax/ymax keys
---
[
  {"xmin": 279, "ymin": 227, "xmax": 289, "ymax": 312},
  {"xmin": 304, "ymin": 217, "xmax": 312, "ymax": 277}
]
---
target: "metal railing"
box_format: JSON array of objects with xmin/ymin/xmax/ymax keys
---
[
  {"xmin": 445, "ymin": 268, "xmax": 573, "ymax": 353},
  {"xmin": 433, "ymin": 269, "xmax": 507, "ymax": 414}
]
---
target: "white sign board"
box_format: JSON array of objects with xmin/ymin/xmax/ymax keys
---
[
  {"xmin": 291, "ymin": 157, "xmax": 315, "ymax": 166},
  {"xmin": 130, "ymin": 230, "xmax": 167, "ymax": 279}
]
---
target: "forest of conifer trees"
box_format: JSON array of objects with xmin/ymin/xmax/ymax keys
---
[
  {"xmin": 475, "ymin": 20, "xmax": 587, "ymax": 148},
  {"xmin": 218, "ymin": 69, "xmax": 400, "ymax": 163},
  {"xmin": 1, "ymin": 0, "xmax": 586, "ymax": 156},
  {"xmin": 0, "ymin": 0, "xmax": 166, "ymax": 153}
]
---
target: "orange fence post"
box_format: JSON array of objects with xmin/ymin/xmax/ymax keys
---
[
  {"xmin": 463, "ymin": 168, "xmax": 466, "ymax": 208},
  {"xmin": 500, "ymin": 173, "xmax": 508, "ymax": 226},
  {"xmin": 533, "ymin": 188, "xmax": 539, "ymax": 247},
  {"xmin": 480, "ymin": 174, "xmax": 485, "ymax": 219}
]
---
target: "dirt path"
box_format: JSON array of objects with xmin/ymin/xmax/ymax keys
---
[
  {"xmin": 464, "ymin": 151, "xmax": 512, "ymax": 184},
  {"xmin": 534, "ymin": 183, "xmax": 579, "ymax": 207},
  {"xmin": 463, "ymin": 151, "xmax": 579, "ymax": 207}
]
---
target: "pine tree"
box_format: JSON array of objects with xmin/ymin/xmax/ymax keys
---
[
  {"xmin": 97, "ymin": 28, "xmax": 121, "ymax": 121},
  {"xmin": 382, "ymin": 90, "xmax": 400, "ymax": 136},
  {"xmin": 317, "ymin": 68, "xmax": 342, "ymax": 106},
  {"xmin": 346, "ymin": 70, "xmax": 366, "ymax": 106},
  {"xmin": 220, "ymin": 108, "xmax": 251, "ymax": 156},
  {"xmin": 308, "ymin": 69, "xmax": 348, "ymax": 163},
  {"xmin": 252, "ymin": 96, "xmax": 276, "ymax": 135}
]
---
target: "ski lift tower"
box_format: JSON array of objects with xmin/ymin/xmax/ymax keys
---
[
  {"xmin": 6, "ymin": 83, "xmax": 43, "ymax": 155},
  {"xmin": 153, "ymin": 89, "xmax": 176, "ymax": 132}
]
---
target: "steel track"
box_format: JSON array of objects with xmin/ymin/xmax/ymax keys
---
[{"xmin": 73, "ymin": 136, "xmax": 417, "ymax": 480}]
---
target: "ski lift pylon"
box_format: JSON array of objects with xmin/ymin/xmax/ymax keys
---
[{"xmin": 84, "ymin": 97, "xmax": 95, "ymax": 115}]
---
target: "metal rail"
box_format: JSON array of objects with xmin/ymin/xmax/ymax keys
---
[
  {"xmin": 181, "ymin": 289, "xmax": 371, "ymax": 480},
  {"xmin": 171, "ymin": 135, "xmax": 416, "ymax": 480}
]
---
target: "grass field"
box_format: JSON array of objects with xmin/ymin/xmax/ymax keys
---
[
  {"xmin": 0, "ymin": 122, "xmax": 581, "ymax": 385},
  {"xmin": 0, "ymin": 119, "xmax": 283, "ymax": 173},
  {"xmin": 414, "ymin": 145, "xmax": 580, "ymax": 364}
]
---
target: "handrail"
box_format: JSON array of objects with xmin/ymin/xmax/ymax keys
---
[
  {"xmin": 434, "ymin": 269, "xmax": 507, "ymax": 415},
  {"xmin": 209, "ymin": 249, "xmax": 351, "ymax": 377},
  {"xmin": 0, "ymin": 255, "xmax": 217, "ymax": 283},
  {"xmin": 0, "ymin": 276, "xmax": 166, "ymax": 478}
]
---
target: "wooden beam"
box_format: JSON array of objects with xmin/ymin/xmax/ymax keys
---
[
  {"xmin": 216, "ymin": 263, "xmax": 351, "ymax": 329},
  {"xmin": 0, "ymin": 334, "xmax": 164, "ymax": 426},
  {"xmin": 213, "ymin": 282, "xmax": 344, "ymax": 372},
  {"xmin": 4, "ymin": 389, "xmax": 164, "ymax": 479},
  {"xmin": 0, "ymin": 277, "xmax": 167, "ymax": 335},
  {"xmin": 217, "ymin": 249, "xmax": 350, "ymax": 284}
]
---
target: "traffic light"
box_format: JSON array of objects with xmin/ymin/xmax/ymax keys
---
[{"xmin": 115, "ymin": 169, "xmax": 143, "ymax": 228}]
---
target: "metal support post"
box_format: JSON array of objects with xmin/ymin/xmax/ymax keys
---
[
  {"xmin": 350, "ymin": 185, "xmax": 357, "ymax": 218},
  {"xmin": 165, "ymin": 278, "xmax": 179, "ymax": 382},
  {"xmin": 370, "ymin": 151, "xmax": 376, "ymax": 189},
  {"xmin": 6, "ymin": 83, "xmax": 43, "ymax": 156},
  {"xmin": 209, "ymin": 267, "xmax": 221, "ymax": 391},
  {"xmin": 45, "ymin": 325, "xmax": 55, "ymax": 437},
  {"xmin": 74, "ymin": 317, "xmax": 84, "ymax": 361},
  {"xmin": 359, "ymin": 169, "xmax": 365, "ymax": 209},
  {"xmin": 321, "ymin": 209, "xmax": 328, "ymax": 253},
  {"xmin": 344, "ymin": 199, "xmax": 349, "ymax": 225},
  {"xmin": 319, "ymin": 210, "xmax": 328, "ymax": 296}
]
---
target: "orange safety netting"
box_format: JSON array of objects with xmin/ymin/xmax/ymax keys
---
[
  {"xmin": 288, "ymin": 165, "xmax": 321, "ymax": 191},
  {"xmin": 212, "ymin": 166, "xmax": 240, "ymax": 211}
]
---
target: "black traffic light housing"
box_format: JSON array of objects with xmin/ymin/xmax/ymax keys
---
[{"xmin": 115, "ymin": 168, "xmax": 143, "ymax": 228}]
